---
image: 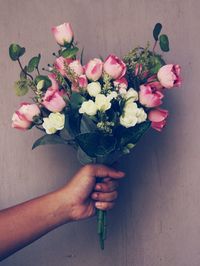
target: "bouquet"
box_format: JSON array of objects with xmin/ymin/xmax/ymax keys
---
[{"xmin": 9, "ymin": 22, "xmax": 181, "ymax": 249}]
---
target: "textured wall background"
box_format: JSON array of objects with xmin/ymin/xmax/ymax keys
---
[{"xmin": 0, "ymin": 0, "xmax": 199, "ymax": 265}]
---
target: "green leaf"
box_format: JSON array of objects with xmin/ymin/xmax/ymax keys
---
[
  {"xmin": 35, "ymin": 75, "xmax": 52, "ymax": 89},
  {"xmin": 9, "ymin": 44, "xmax": 25, "ymax": 61},
  {"xmin": 149, "ymin": 54, "xmax": 166, "ymax": 74},
  {"xmin": 159, "ymin": 34, "xmax": 170, "ymax": 52},
  {"xmin": 153, "ymin": 23, "xmax": 162, "ymax": 41},
  {"xmin": 20, "ymin": 66, "xmax": 28, "ymax": 79},
  {"xmin": 75, "ymin": 133, "xmax": 116, "ymax": 157},
  {"xmin": 118, "ymin": 121, "xmax": 151, "ymax": 147},
  {"xmin": 64, "ymin": 111, "xmax": 81, "ymax": 137},
  {"xmin": 27, "ymin": 54, "xmax": 41, "ymax": 73},
  {"xmin": 32, "ymin": 134, "xmax": 68, "ymax": 150},
  {"xmin": 61, "ymin": 47, "xmax": 79, "ymax": 58},
  {"xmin": 14, "ymin": 79, "xmax": 29, "ymax": 96},
  {"xmin": 80, "ymin": 115, "xmax": 97, "ymax": 133},
  {"xmin": 70, "ymin": 92, "xmax": 85, "ymax": 110}
]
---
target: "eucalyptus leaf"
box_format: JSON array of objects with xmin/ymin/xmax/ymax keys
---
[
  {"xmin": 27, "ymin": 54, "xmax": 41, "ymax": 73},
  {"xmin": 61, "ymin": 47, "xmax": 79, "ymax": 58},
  {"xmin": 20, "ymin": 66, "xmax": 28, "ymax": 79},
  {"xmin": 153, "ymin": 23, "xmax": 162, "ymax": 41},
  {"xmin": 9, "ymin": 44, "xmax": 25, "ymax": 61},
  {"xmin": 32, "ymin": 134, "xmax": 68, "ymax": 150},
  {"xmin": 159, "ymin": 34, "xmax": 170, "ymax": 52}
]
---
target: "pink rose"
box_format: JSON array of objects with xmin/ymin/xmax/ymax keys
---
[
  {"xmin": 147, "ymin": 75, "xmax": 163, "ymax": 90},
  {"xmin": 54, "ymin": 57, "xmax": 73, "ymax": 76},
  {"xmin": 113, "ymin": 77, "xmax": 128, "ymax": 90},
  {"xmin": 51, "ymin": 22, "xmax": 74, "ymax": 46},
  {"xmin": 157, "ymin": 64, "xmax": 181, "ymax": 89},
  {"xmin": 68, "ymin": 60, "xmax": 84, "ymax": 76},
  {"xmin": 12, "ymin": 103, "xmax": 40, "ymax": 130},
  {"xmin": 85, "ymin": 58, "xmax": 103, "ymax": 81},
  {"xmin": 48, "ymin": 73, "xmax": 59, "ymax": 91},
  {"xmin": 42, "ymin": 88, "xmax": 66, "ymax": 112},
  {"xmin": 78, "ymin": 74, "xmax": 88, "ymax": 89},
  {"xmin": 148, "ymin": 108, "xmax": 169, "ymax": 132},
  {"xmin": 103, "ymin": 54, "xmax": 126, "ymax": 79},
  {"xmin": 139, "ymin": 85, "xmax": 164, "ymax": 108}
]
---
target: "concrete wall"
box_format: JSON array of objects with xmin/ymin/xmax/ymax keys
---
[{"xmin": 0, "ymin": 0, "xmax": 199, "ymax": 265}]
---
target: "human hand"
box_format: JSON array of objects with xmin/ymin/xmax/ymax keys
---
[{"xmin": 59, "ymin": 164, "xmax": 125, "ymax": 222}]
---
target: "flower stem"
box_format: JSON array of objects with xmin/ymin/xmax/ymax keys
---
[{"xmin": 17, "ymin": 59, "xmax": 34, "ymax": 80}]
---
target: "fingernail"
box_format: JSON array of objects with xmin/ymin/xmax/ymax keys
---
[
  {"xmin": 95, "ymin": 202, "xmax": 102, "ymax": 208},
  {"xmin": 96, "ymin": 185, "xmax": 101, "ymax": 190},
  {"xmin": 93, "ymin": 193, "xmax": 98, "ymax": 199}
]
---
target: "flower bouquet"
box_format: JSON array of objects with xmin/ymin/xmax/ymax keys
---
[{"xmin": 9, "ymin": 22, "xmax": 181, "ymax": 249}]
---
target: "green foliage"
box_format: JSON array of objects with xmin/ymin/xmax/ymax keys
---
[
  {"xmin": 70, "ymin": 92, "xmax": 85, "ymax": 110},
  {"xmin": 159, "ymin": 34, "xmax": 170, "ymax": 52},
  {"xmin": 27, "ymin": 54, "xmax": 41, "ymax": 73},
  {"xmin": 75, "ymin": 133, "xmax": 116, "ymax": 157},
  {"xmin": 9, "ymin": 44, "xmax": 25, "ymax": 61},
  {"xmin": 80, "ymin": 114, "xmax": 97, "ymax": 133},
  {"xmin": 117, "ymin": 121, "xmax": 151, "ymax": 147},
  {"xmin": 32, "ymin": 134, "xmax": 68, "ymax": 149},
  {"xmin": 35, "ymin": 75, "xmax": 52, "ymax": 89},
  {"xmin": 153, "ymin": 23, "xmax": 162, "ymax": 41},
  {"xmin": 149, "ymin": 54, "xmax": 165, "ymax": 74},
  {"xmin": 61, "ymin": 47, "xmax": 79, "ymax": 58},
  {"xmin": 20, "ymin": 66, "xmax": 28, "ymax": 79},
  {"xmin": 14, "ymin": 78, "xmax": 31, "ymax": 96}
]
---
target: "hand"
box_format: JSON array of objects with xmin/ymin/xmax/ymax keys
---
[{"xmin": 59, "ymin": 164, "xmax": 125, "ymax": 222}]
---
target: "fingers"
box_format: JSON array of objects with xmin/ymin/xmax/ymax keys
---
[
  {"xmin": 95, "ymin": 201, "xmax": 115, "ymax": 211},
  {"xmin": 83, "ymin": 164, "xmax": 125, "ymax": 179},
  {"xmin": 91, "ymin": 191, "xmax": 118, "ymax": 202},
  {"xmin": 95, "ymin": 180, "xmax": 118, "ymax": 192}
]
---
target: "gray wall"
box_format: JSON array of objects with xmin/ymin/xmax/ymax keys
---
[{"xmin": 0, "ymin": 0, "xmax": 199, "ymax": 265}]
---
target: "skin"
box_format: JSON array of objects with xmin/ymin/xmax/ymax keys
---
[{"xmin": 0, "ymin": 164, "xmax": 125, "ymax": 261}]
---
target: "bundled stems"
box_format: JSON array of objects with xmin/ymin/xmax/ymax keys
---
[{"xmin": 97, "ymin": 209, "xmax": 107, "ymax": 250}]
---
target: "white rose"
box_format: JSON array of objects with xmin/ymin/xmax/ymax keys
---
[
  {"xmin": 42, "ymin": 112, "xmax": 65, "ymax": 134},
  {"xmin": 136, "ymin": 108, "xmax": 147, "ymax": 123},
  {"xmin": 124, "ymin": 102, "xmax": 138, "ymax": 115},
  {"xmin": 87, "ymin": 82, "xmax": 101, "ymax": 97},
  {"xmin": 79, "ymin": 100, "xmax": 97, "ymax": 116},
  {"xmin": 120, "ymin": 113, "xmax": 138, "ymax": 128},
  {"xmin": 125, "ymin": 88, "xmax": 138, "ymax": 102},
  {"xmin": 49, "ymin": 112, "xmax": 65, "ymax": 130},
  {"xmin": 95, "ymin": 94, "xmax": 111, "ymax": 111},
  {"xmin": 107, "ymin": 91, "xmax": 118, "ymax": 100}
]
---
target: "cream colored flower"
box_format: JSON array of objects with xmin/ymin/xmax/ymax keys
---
[
  {"xmin": 125, "ymin": 88, "xmax": 138, "ymax": 102},
  {"xmin": 42, "ymin": 112, "xmax": 65, "ymax": 134},
  {"xmin": 87, "ymin": 82, "xmax": 101, "ymax": 97},
  {"xmin": 136, "ymin": 108, "xmax": 147, "ymax": 123},
  {"xmin": 95, "ymin": 94, "xmax": 111, "ymax": 111},
  {"xmin": 120, "ymin": 113, "xmax": 138, "ymax": 128},
  {"xmin": 79, "ymin": 100, "xmax": 97, "ymax": 116}
]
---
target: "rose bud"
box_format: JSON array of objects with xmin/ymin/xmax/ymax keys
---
[
  {"xmin": 12, "ymin": 103, "xmax": 40, "ymax": 130},
  {"xmin": 103, "ymin": 54, "xmax": 126, "ymax": 79},
  {"xmin": 51, "ymin": 22, "xmax": 74, "ymax": 46},
  {"xmin": 113, "ymin": 77, "xmax": 128, "ymax": 90},
  {"xmin": 54, "ymin": 56, "xmax": 73, "ymax": 76},
  {"xmin": 42, "ymin": 88, "xmax": 66, "ymax": 112},
  {"xmin": 148, "ymin": 108, "xmax": 169, "ymax": 132},
  {"xmin": 139, "ymin": 85, "xmax": 164, "ymax": 108},
  {"xmin": 48, "ymin": 73, "xmax": 59, "ymax": 91},
  {"xmin": 85, "ymin": 58, "xmax": 103, "ymax": 81},
  {"xmin": 78, "ymin": 75, "xmax": 88, "ymax": 89},
  {"xmin": 157, "ymin": 64, "xmax": 181, "ymax": 89},
  {"xmin": 147, "ymin": 75, "xmax": 163, "ymax": 90}
]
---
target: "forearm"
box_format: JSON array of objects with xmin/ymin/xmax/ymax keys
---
[{"xmin": 0, "ymin": 189, "xmax": 69, "ymax": 261}]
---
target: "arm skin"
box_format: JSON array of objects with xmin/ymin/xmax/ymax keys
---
[{"xmin": 0, "ymin": 164, "xmax": 125, "ymax": 261}]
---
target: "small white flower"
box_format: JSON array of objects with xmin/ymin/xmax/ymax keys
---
[
  {"xmin": 119, "ymin": 88, "xmax": 127, "ymax": 96},
  {"xmin": 136, "ymin": 108, "xmax": 147, "ymax": 123},
  {"xmin": 79, "ymin": 100, "xmax": 97, "ymax": 116},
  {"xmin": 42, "ymin": 112, "xmax": 65, "ymax": 134},
  {"xmin": 87, "ymin": 82, "xmax": 101, "ymax": 97},
  {"xmin": 95, "ymin": 94, "xmax": 111, "ymax": 112},
  {"xmin": 36, "ymin": 80, "xmax": 45, "ymax": 90},
  {"xmin": 107, "ymin": 91, "xmax": 118, "ymax": 100}
]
